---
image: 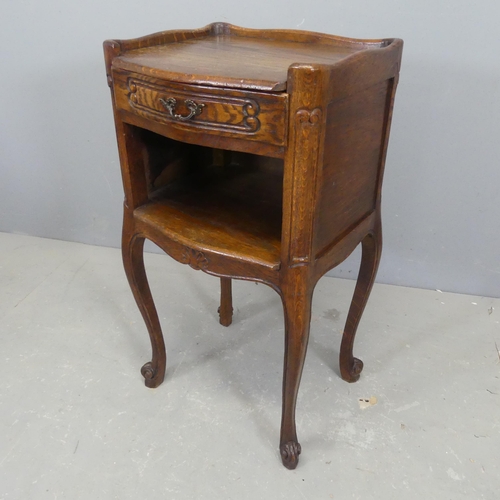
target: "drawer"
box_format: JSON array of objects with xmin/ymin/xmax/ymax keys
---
[{"xmin": 112, "ymin": 71, "xmax": 288, "ymax": 147}]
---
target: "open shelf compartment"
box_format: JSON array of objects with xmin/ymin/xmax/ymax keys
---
[{"xmin": 132, "ymin": 128, "xmax": 284, "ymax": 269}]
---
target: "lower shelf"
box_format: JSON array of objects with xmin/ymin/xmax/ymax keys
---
[{"xmin": 134, "ymin": 166, "xmax": 283, "ymax": 269}]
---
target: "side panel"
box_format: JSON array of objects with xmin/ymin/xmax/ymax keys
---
[{"xmin": 313, "ymin": 80, "xmax": 392, "ymax": 257}]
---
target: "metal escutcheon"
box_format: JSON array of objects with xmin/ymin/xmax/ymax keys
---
[{"xmin": 159, "ymin": 97, "xmax": 204, "ymax": 121}]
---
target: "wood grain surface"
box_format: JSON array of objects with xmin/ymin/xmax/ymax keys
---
[{"xmin": 104, "ymin": 22, "xmax": 403, "ymax": 470}]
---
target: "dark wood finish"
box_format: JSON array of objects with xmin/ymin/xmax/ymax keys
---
[
  {"xmin": 218, "ymin": 278, "xmax": 233, "ymax": 327},
  {"xmin": 104, "ymin": 22, "xmax": 402, "ymax": 469},
  {"xmin": 112, "ymin": 72, "xmax": 289, "ymax": 148},
  {"xmin": 111, "ymin": 23, "xmax": 391, "ymax": 92},
  {"xmin": 122, "ymin": 210, "xmax": 166, "ymax": 388}
]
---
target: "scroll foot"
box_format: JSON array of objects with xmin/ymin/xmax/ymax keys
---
[
  {"xmin": 141, "ymin": 361, "xmax": 164, "ymax": 388},
  {"xmin": 280, "ymin": 441, "xmax": 302, "ymax": 470},
  {"xmin": 218, "ymin": 306, "xmax": 233, "ymax": 327},
  {"xmin": 340, "ymin": 356, "xmax": 364, "ymax": 383}
]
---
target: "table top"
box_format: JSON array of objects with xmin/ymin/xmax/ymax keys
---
[{"xmin": 111, "ymin": 25, "xmax": 393, "ymax": 92}]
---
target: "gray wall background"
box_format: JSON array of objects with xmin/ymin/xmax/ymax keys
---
[{"xmin": 1, "ymin": 1, "xmax": 499, "ymax": 297}]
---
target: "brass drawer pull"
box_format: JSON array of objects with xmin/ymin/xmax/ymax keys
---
[{"xmin": 159, "ymin": 97, "xmax": 204, "ymax": 121}]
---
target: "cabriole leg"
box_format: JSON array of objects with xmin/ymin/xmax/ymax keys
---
[
  {"xmin": 340, "ymin": 218, "xmax": 382, "ymax": 383},
  {"xmin": 122, "ymin": 214, "xmax": 166, "ymax": 388},
  {"xmin": 279, "ymin": 272, "xmax": 314, "ymax": 469}
]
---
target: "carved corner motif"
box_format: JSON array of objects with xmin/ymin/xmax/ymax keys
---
[
  {"xmin": 179, "ymin": 248, "xmax": 209, "ymax": 270},
  {"xmin": 242, "ymin": 100, "xmax": 261, "ymax": 132},
  {"xmin": 280, "ymin": 441, "xmax": 302, "ymax": 470},
  {"xmin": 128, "ymin": 80, "xmax": 138, "ymax": 104},
  {"xmin": 287, "ymin": 106, "xmax": 323, "ymax": 266},
  {"xmin": 296, "ymin": 107, "xmax": 322, "ymax": 125}
]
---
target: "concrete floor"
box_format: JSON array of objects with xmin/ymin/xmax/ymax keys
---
[{"xmin": 0, "ymin": 232, "xmax": 499, "ymax": 499}]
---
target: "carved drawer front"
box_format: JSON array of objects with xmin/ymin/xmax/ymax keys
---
[{"xmin": 113, "ymin": 72, "xmax": 287, "ymax": 147}]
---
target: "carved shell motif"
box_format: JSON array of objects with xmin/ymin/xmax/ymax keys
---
[{"xmin": 179, "ymin": 248, "xmax": 209, "ymax": 270}]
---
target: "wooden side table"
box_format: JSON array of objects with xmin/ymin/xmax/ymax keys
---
[{"xmin": 104, "ymin": 23, "xmax": 402, "ymax": 469}]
